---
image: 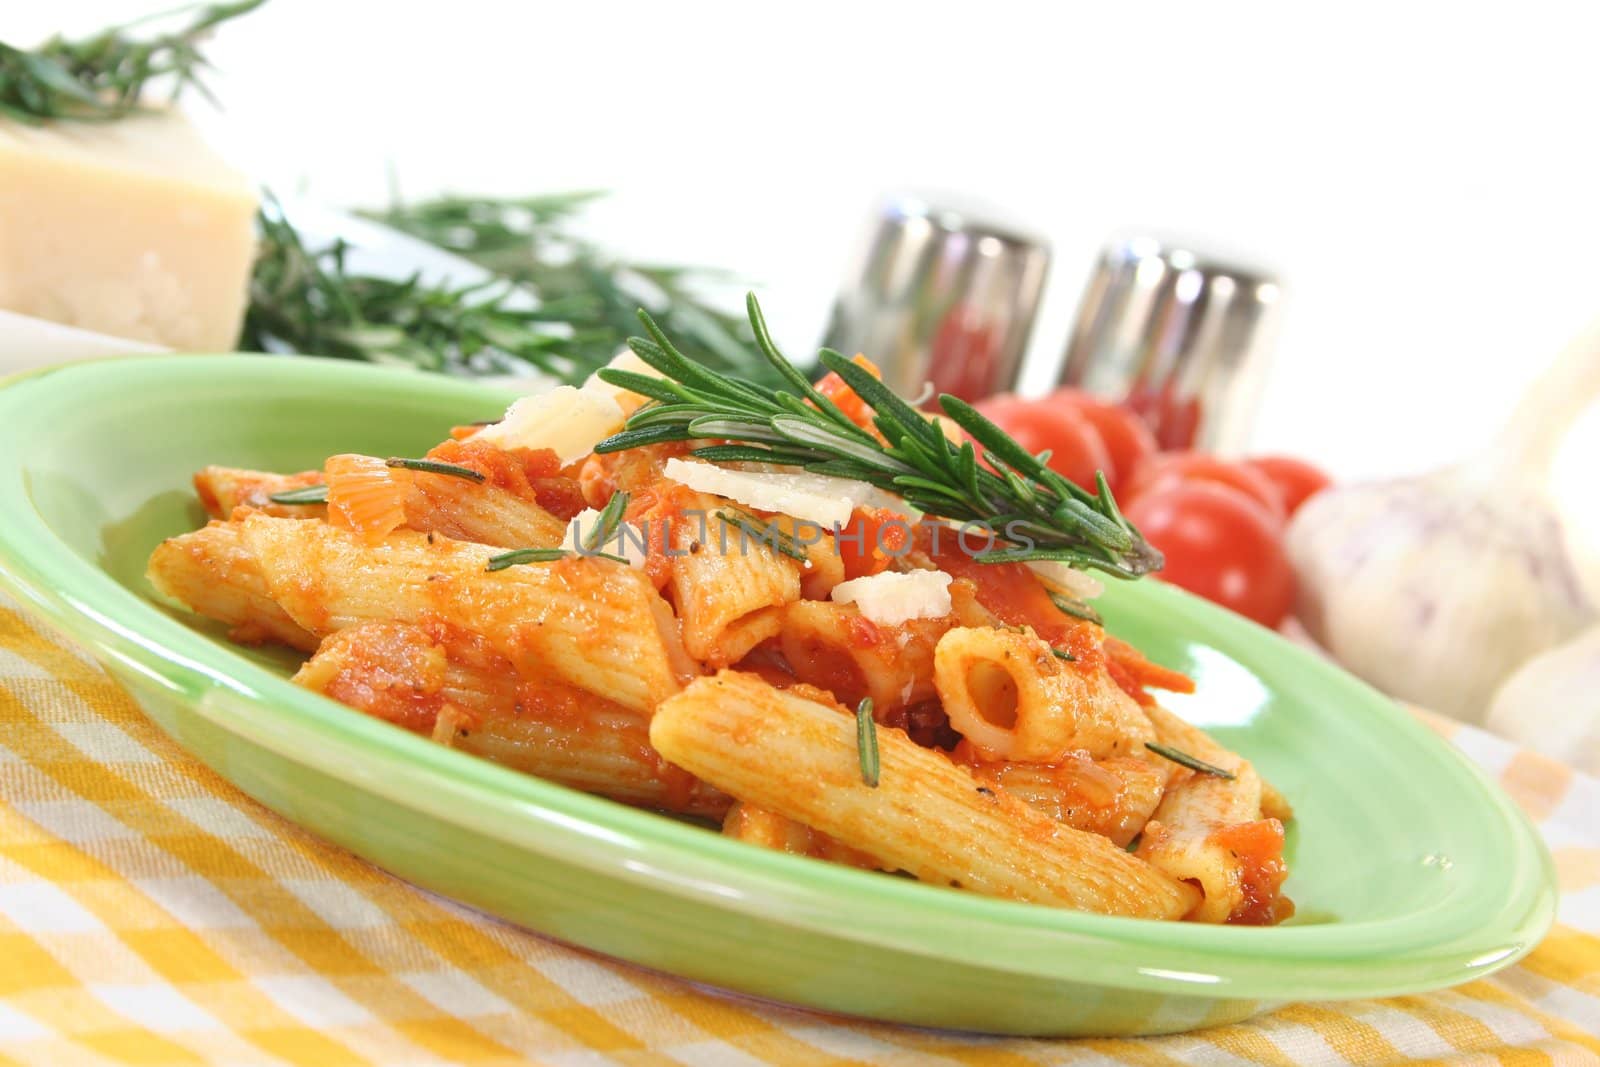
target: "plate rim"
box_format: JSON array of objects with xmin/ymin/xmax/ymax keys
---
[{"xmin": 0, "ymin": 354, "xmax": 1559, "ymax": 1003}]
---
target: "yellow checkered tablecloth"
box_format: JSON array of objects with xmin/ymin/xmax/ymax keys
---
[{"xmin": 2, "ymin": 598, "xmax": 1598, "ymax": 1066}]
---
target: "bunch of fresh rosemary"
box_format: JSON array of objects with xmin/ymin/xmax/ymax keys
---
[
  {"xmin": 365, "ymin": 192, "xmax": 769, "ymax": 384},
  {"xmin": 241, "ymin": 198, "xmax": 575, "ymax": 379},
  {"xmin": 0, "ymin": 0, "xmax": 262, "ymax": 125},
  {"xmin": 244, "ymin": 191, "xmax": 771, "ymax": 385}
]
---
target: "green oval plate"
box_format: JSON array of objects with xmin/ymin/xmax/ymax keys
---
[{"xmin": 0, "ymin": 355, "xmax": 1556, "ymax": 1037}]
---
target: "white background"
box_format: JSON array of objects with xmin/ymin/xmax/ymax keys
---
[{"xmin": 11, "ymin": 1, "xmax": 1600, "ymax": 541}]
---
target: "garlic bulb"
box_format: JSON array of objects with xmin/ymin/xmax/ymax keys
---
[
  {"xmin": 1485, "ymin": 625, "xmax": 1600, "ymax": 774},
  {"xmin": 1285, "ymin": 315, "xmax": 1600, "ymax": 723}
]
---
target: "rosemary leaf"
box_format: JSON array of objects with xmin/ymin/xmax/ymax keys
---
[
  {"xmin": 267, "ymin": 484, "xmax": 328, "ymax": 506},
  {"xmin": 714, "ymin": 510, "xmax": 807, "ymax": 562},
  {"xmin": 1145, "ymin": 743, "xmax": 1237, "ymax": 780},
  {"xmin": 385, "ymin": 457, "xmax": 486, "ymax": 482},
  {"xmin": 485, "ymin": 546, "xmax": 627, "ymax": 572},
  {"xmin": 582, "ymin": 491, "xmax": 630, "ymax": 553},
  {"xmin": 486, "ymin": 547, "xmax": 571, "ymax": 571},
  {"xmin": 855, "ymin": 697, "xmax": 880, "ymax": 787},
  {"xmin": 1048, "ymin": 592, "xmax": 1105, "ymax": 625}
]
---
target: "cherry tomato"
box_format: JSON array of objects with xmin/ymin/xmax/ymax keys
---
[
  {"xmin": 1125, "ymin": 452, "xmax": 1287, "ymax": 525},
  {"xmin": 1242, "ymin": 456, "xmax": 1332, "ymax": 518},
  {"xmin": 1044, "ymin": 390, "xmax": 1158, "ymax": 496},
  {"xmin": 974, "ymin": 395, "xmax": 1113, "ymax": 491},
  {"xmin": 1123, "ymin": 481, "xmax": 1295, "ymax": 628}
]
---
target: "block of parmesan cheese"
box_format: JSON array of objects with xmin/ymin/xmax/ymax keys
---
[{"xmin": 0, "ymin": 109, "xmax": 258, "ymax": 352}]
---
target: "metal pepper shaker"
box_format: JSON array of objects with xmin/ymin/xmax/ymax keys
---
[
  {"xmin": 821, "ymin": 196, "xmax": 1051, "ymax": 402},
  {"xmin": 1056, "ymin": 235, "xmax": 1283, "ymax": 453}
]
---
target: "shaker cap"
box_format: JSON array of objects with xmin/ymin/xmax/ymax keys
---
[
  {"xmin": 1058, "ymin": 234, "xmax": 1283, "ymax": 452},
  {"xmin": 823, "ymin": 194, "xmax": 1051, "ymax": 402}
]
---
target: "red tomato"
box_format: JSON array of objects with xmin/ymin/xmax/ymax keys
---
[
  {"xmin": 1242, "ymin": 456, "xmax": 1332, "ymax": 517},
  {"xmin": 1044, "ymin": 390, "xmax": 1158, "ymax": 496},
  {"xmin": 1125, "ymin": 452, "xmax": 1287, "ymax": 525},
  {"xmin": 974, "ymin": 395, "xmax": 1112, "ymax": 492},
  {"xmin": 1123, "ymin": 482, "xmax": 1295, "ymax": 628}
]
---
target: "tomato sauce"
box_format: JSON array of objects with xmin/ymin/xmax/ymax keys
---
[
  {"xmin": 1103, "ymin": 636, "xmax": 1195, "ymax": 707},
  {"xmin": 838, "ymin": 506, "xmax": 913, "ymax": 579},
  {"xmin": 1210, "ymin": 818, "xmax": 1294, "ymax": 925},
  {"xmin": 427, "ymin": 439, "xmax": 586, "ymax": 520}
]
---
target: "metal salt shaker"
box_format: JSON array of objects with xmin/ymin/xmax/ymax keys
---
[
  {"xmin": 821, "ymin": 196, "xmax": 1051, "ymax": 402},
  {"xmin": 1056, "ymin": 235, "xmax": 1283, "ymax": 453}
]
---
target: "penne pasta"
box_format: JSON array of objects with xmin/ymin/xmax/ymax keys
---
[
  {"xmin": 778, "ymin": 600, "xmax": 950, "ymax": 713},
  {"xmin": 1136, "ymin": 703, "xmax": 1291, "ymax": 924},
  {"xmin": 160, "ymin": 513, "xmax": 688, "ymax": 714},
  {"xmin": 194, "ymin": 466, "xmax": 325, "ymax": 520},
  {"xmin": 651, "ymin": 670, "xmax": 1199, "ymax": 919},
  {"xmin": 147, "ymin": 519, "xmax": 318, "ymax": 651},
  {"xmin": 958, "ymin": 750, "xmax": 1167, "ymax": 848},
  {"xmin": 668, "ymin": 493, "xmax": 802, "ymax": 667},
  {"xmin": 933, "ymin": 626, "xmax": 1155, "ymax": 762},
  {"xmin": 295, "ymin": 621, "xmax": 728, "ymax": 818}
]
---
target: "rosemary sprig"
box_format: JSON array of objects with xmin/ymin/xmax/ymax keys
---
[
  {"xmin": 384, "ymin": 457, "xmax": 485, "ymax": 482},
  {"xmin": 1050, "ymin": 647, "xmax": 1077, "ymax": 662},
  {"xmin": 1145, "ymin": 743, "xmax": 1236, "ymax": 780},
  {"xmin": 0, "ymin": 1, "xmax": 263, "ymax": 125},
  {"xmin": 595, "ymin": 295, "xmax": 1163, "ymax": 578},
  {"xmin": 242, "ymin": 198, "xmax": 574, "ymax": 379},
  {"xmin": 267, "ymin": 484, "xmax": 328, "ymax": 506},
  {"xmin": 854, "ymin": 698, "xmax": 880, "ymax": 787}
]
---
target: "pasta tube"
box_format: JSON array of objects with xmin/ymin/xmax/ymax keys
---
[
  {"xmin": 194, "ymin": 466, "xmax": 325, "ymax": 520},
  {"xmin": 194, "ymin": 459, "xmax": 570, "ymax": 549},
  {"xmin": 778, "ymin": 601, "xmax": 949, "ymax": 713},
  {"xmin": 960, "ymin": 752, "xmax": 1166, "ymax": 847},
  {"xmin": 147, "ymin": 519, "xmax": 318, "ymax": 651},
  {"xmin": 668, "ymin": 495, "xmax": 802, "ymax": 667},
  {"xmin": 156, "ymin": 514, "xmax": 689, "ymax": 714},
  {"xmin": 651, "ymin": 671, "xmax": 1199, "ymax": 919},
  {"xmin": 933, "ymin": 626, "xmax": 1155, "ymax": 762},
  {"xmin": 1136, "ymin": 704, "xmax": 1290, "ymax": 924},
  {"xmin": 295, "ymin": 621, "xmax": 728, "ymax": 818}
]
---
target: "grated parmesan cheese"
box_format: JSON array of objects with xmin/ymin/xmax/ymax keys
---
[
  {"xmin": 662, "ymin": 459, "xmax": 873, "ymax": 529},
  {"xmin": 831, "ymin": 570, "xmax": 954, "ymax": 626},
  {"xmin": 474, "ymin": 386, "xmax": 626, "ymax": 464}
]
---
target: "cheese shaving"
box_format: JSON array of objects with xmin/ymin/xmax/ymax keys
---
[
  {"xmin": 662, "ymin": 459, "xmax": 873, "ymax": 529},
  {"xmin": 581, "ymin": 348, "xmax": 666, "ymax": 415},
  {"xmin": 831, "ymin": 570, "xmax": 954, "ymax": 626},
  {"xmin": 474, "ymin": 386, "xmax": 626, "ymax": 464}
]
